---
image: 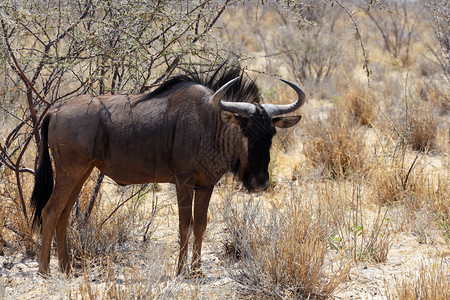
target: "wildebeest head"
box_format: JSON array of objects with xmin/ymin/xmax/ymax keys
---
[{"xmin": 211, "ymin": 77, "xmax": 305, "ymax": 192}]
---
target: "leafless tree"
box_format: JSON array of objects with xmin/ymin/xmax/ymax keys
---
[
  {"xmin": 275, "ymin": 2, "xmax": 343, "ymax": 85},
  {"xmin": 425, "ymin": 0, "xmax": 449, "ymax": 82},
  {"xmin": 357, "ymin": 0, "xmax": 420, "ymax": 65},
  {"xmin": 0, "ymin": 0, "xmax": 233, "ymax": 228}
]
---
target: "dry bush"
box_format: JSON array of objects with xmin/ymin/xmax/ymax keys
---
[
  {"xmin": 387, "ymin": 260, "xmax": 450, "ymax": 300},
  {"xmin": 386, "ymin": 78, "xmax": 441, "ymax": 153},
  {"xmin": 303, "ymin": 109, "xmax": 369, "ymax": 178},
  {"xmin": 340, "ymin": 85, "xmax": 377, "ymax": 127},
  {"xmin": 278, "ymin": 25, "xmax": 343, "ymax": 86},
  {"xmin": 369, "ymin": 148, "xmax": 449, "ymax": 242},
  {"xmin": 415, "ymin": 75, "xmax": 438, "ymax": 100},
  {"xmin": 359, "ymin": 0, "xmax": 421, "ymax": 66},
  {"xmin": 0, "ymin": 1, "xmax": 234, "ymax": 263},
  {"xmin": 0, "ymin": 171, "xmax": 37, "ymax": 257},
  {"xmin": 69, "ymin": 210, "xmax": 133, "ymax": 265},
  {"xmin": 68, "ymin": 182, "xmax": 158, "ymax": 267},
  {"xmin": 221, "ymin": 191, "xmax": 349, "ymax": 299},
  {"xmin": 425, "ymin": 0, "xmax": 450, "ymax": 82},
  {"xmin": 414, "ymin": 78, "xmax": 449, "ymax": 116},
  {"xmin": 322, "ymin": 181, "xmax": 393, "ymax": 263},
  {"xmin": 406, "ymin": 103, "xmax": 439, "ymax": 152},
  {"xmin": 369, "ymin": 153, "xmax": 424, "ymax": 207}
]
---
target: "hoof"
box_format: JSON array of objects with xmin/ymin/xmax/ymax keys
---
[
  {"xmin": 176, "ymin": 266, "xmax": 189, "ymax": 277},
  {"xmin": 37, "ymin": 271, "xmax": 49, "ymax": 279},
  {"xmin": 188, "ymin": 268, "xmax": 205, "ymax": 279}
]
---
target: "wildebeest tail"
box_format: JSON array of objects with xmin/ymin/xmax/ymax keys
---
[{"xmin": 30, "ymin": 115, "xmax": 54, "ymax": 229}]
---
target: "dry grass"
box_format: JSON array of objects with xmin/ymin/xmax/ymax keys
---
[
  {"xmin": 321, "ymin": 180, "xmax": 393, "ymax": 263},
  {"xmin": 424, "ymin": 174, "xmax": 450, "ymax": 243},
  {"xmin": 0, "ymin": 172, "xmax": 37, "ymax": 257},
  {"xmin": 406, "ymin": 103, "xmax": 439, "ymax": 152},
  {"xmin": 69, "ymin": 181, "xmax": 159, "ymax": 266},
  {"xmin": 220, "ymin": 189, "xmax": 350, "ymax": 299},
  {"xmin": 302, "ymin": 109, "xmax": 369, "ymax": 178},
  {"xmin": 384, "ymin": 77, "xmax": 443, "ymax": 154},
  {"xmin": 369, "ymin": 152, "xmax": 424, "ymax": 207},
  {"xmin": 387, "ymin": 260, "xmax": 450, "ymax": 300},
  {"xmin": 71, "ymin": 244, "xmax": 189, "ymax": 299},
  {"xmin": 340, "ymin": 85, "xmax": 377, "ymax": 127}
]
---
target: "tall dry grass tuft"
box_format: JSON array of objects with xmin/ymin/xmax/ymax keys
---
[
  {"xmin": 0, "ymin": 172, "xmax": 37, "ymax": 257},
  {"xmin": 221, "ymin": 190, "xmax": 349, "ymax": 299},
  {"xmin": 340, "ymin": 85, "xmax": 377, "ymax": 127},
  {"xmin": 322, "ymin": 181, "xmax": 393, "ymax": 263},
  {"xmin": 369, "ymin": 145, "xmax": 449, "ymax": 242},
  {"xmin": 387, "ymin": 260, "xmax": 450, "ymax": 300},
  {"xmin": 303, "ymin": 109, "xmax": 369, "ymax": 178},
  {"xmin": 424, "ymin": 174, "xmax": 449, "ymax": 243},
  {"xmin": 68, "ymin": 182, "xmax": 159, "ymax": 268},
  {"xmin": 406, "ymin": 103, "xmax": 439, "ymax": 152},
  {"xmin": 389, "ymin": 83, "xmax": 441, "ymax": 153},
  {"xmin": 415, "ymin": 78, "xmax": 449, "ymax": 115},
  {"xmin": 368, "ymin": 153, "xmax": 424, "ymax": 207},
  {"xmin": 69, "ymin": 208, "xmax": 133, "ymax": 265}
]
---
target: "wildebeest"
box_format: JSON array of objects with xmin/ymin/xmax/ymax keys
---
[{"xmin": 31, "ymin": 66, "xmax": 305, "ymax": 276}]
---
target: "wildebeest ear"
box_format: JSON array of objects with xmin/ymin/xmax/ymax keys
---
[
  {"xmin": 221, "ymin": 111, "xmax": 240, "ymax": 126},
  {"xmin": 272, "ymin": 115, "xmax": 302, "ymax": 128}
]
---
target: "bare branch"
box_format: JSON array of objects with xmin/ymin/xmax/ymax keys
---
[
  {"xmin": 335, "ymin": 0, "xmax": 372, "ymax": 84},
  {"xmin": 1, "ymin": 20, "xmax": 51, "ymax": 106}
]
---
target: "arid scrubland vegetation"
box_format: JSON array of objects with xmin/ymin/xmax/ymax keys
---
[{"xmin": 0, "ymin": 0, "xmax": 449, "ymax": 299}]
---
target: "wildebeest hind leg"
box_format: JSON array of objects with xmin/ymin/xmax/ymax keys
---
[
  {"xmin": 39, "ymin": 168, "xmax": 89, "ymax": 275},
  {"xmin": 55, "ymin": 167, "xmax": 93, "ymax": 273},
  {"xmin": 191, "ymin": 187, "xmax": 213, "ymax": 275}
]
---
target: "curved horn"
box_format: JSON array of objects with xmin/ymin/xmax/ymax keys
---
[
  {"xmin": 219, "ymin": 101, "xmax": 256, "ymax": 116},
  {"xmin": 211, "ymin": 77, "xmax": 256, "ymax": 116},
  {"xmin": 262, "ymin": 79, "xmax": 306, "ymax": 116},
  {"xmin": 211, "ymin": 77, "xmax": 240, "ymax": 108}
]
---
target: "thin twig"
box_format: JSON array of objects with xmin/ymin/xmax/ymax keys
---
[
  {"xmin": 335, "ymin": 0, "xmax": 372, "ymax": 86},
  {"xmin": 83, "ymin": 173, "xmax": 105, "ymax": 224},
  {"xmin": 1, "ymin": 20, "xmax": 51, "ymax": 106},
  {"xmin": 96, "ymin": 185, "xmax": 149, "ymax": 231},
  {"xmin": 403, "ymin": 153, "xmax": 419, "ymax": 189}
]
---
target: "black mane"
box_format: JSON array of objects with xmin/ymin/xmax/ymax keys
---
[{"xmin": 138, "ymin": 65, "xmax": 261, "ymax": 104}]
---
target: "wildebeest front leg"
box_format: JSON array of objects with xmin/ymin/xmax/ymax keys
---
[
  {"xmin": 175, "ymin": 173, "xmax": 195, "ymax": 275},
  {"xmin": 191, "ymin": 187, "xmax": 213, "ymax": 275}
]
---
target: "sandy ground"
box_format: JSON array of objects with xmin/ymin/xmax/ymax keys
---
[
  {"xmin": 0, "ymin": 233, "xmax": 448, "ymax": 299},
  {"xmin": 335, "ymin": 233, "xmax": 449, "ymax": 299},
  {"xmin": 1, "ymin": 183, "xmax": 448, "ymax": 299}
]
